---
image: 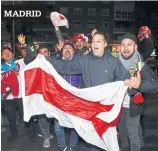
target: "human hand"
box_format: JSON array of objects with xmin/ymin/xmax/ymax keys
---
[
  {"xmin": 18, "ymin": 34, "xmax": 25, "ymax": 45},
  {"xmin": 56, "ymin": 40, "xmax": 64, "ymax": 51},
  {"xmin": 91, "ymin": 29, "xmax": 97, "ymax": 37},
  {"xmin": 124, "ymin": 74, "xmax": 141, "ymax": 89}
]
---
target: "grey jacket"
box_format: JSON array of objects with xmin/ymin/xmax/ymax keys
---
[{"xmin": 46, "ymin": 50, "xmax": 130, "ymax": 88}]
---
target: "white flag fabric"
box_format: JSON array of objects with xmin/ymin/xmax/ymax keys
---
[
  {"xmin": 21, "ymin": 55, "xmax": 127, "ymax": 151},
  {"xmin": 50, "ymin": 12, "xmax": 69, "ymax": 28}
]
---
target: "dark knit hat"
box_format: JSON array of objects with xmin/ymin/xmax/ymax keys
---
[{"xmin": 118, "ymin": 33, "xmax": 138, "ymax": 43}]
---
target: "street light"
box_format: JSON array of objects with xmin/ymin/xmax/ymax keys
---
[{"xmin": 13, "ymin": 0, "xmax": 15, "ymax": 53}]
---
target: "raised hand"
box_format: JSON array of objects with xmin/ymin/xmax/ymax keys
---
[
  {"xmin": 56, "ymin": 40, "xmax": 64, "ymax": 51},
  {"xmin": 91, "ymin": 29, "xmax": 97, "ymax": 37},
  {"xmin": 124, "ymin": 72, "xmax": 142, "ymax": 89},
  {"xmin": 18, "ymin": 34, "xmax": 25, "ymax": 45}
]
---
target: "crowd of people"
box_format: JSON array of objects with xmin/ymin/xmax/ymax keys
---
[{"xmin": 1, "ymin": 12, "xmax": 158, "ymax": 151}]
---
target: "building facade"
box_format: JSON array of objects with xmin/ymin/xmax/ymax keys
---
[
  {"xmin": 113, "ymin": 1, "xmax": 135, "ymax": 42},
  {"xmin": 32, "ymin": 1, "xmax": 114, "ymax": 43}
]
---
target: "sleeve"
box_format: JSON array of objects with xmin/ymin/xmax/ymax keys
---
[
  {"xmin": 137, "ymin": 66, "xmax": 158, "ymax": 94},
  {"xmin": 55, "ymin": 29, "xmax": 64, "ymax": 42},
  {"xmin": 23, "ymin": 46, "xmax": 35, "ymax": 65},
  {"xmin": 46, "ymin": 55, "xmax": 83, "ymax": 75},
  {"xmin": 138, "ymin": 37, "xmax": 154, "ymax": 61}
]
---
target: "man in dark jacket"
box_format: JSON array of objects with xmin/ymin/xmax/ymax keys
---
[
  {"xmin": 54, "ymin": 42, "xmax": 82, "ymax": 151},
  {"xmin": 118, "ymin": 33, "xmax": 158, "ymax": 151},
  {"xmin": 47, "ymin": 32, "xmax": 130, "ymax": 88},
  {"xmin": 46, "ymin": 32, "xmax": 131, "ymax": 151}
]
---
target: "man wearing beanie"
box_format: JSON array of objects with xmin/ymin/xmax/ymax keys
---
[
  {"xmin": 118, "ymin": 33, "xmax": 158, "ymax": 151},
  {"xmin": 53, "ymin": 42, "xmax": 82, "ymax": 151}
]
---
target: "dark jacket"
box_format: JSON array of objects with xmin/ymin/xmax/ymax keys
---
[
  {"xmin": 120, "ymin": 36, "xmax": 155, "ymax": 117},
  {"xmin": 129, "ymin": 37, "xmax": 156, "ymax": 117},
  {"xmin": 75, "ymin": 46, "xmax": 89, "ymax": 56},
  {"xmin": 129, "ymin": 64, "xmax": 158, "ymax": 117},
  {"xmin": 138, "ymin": 37, "xmax": 154, "ymax": 61},
  {"xmin": 46, "ymin": 49, "xmax": 130, "ymax": 88},
  {"xmin": 52, "ymin": 51, "xmax": 83, "ymax": 88}
]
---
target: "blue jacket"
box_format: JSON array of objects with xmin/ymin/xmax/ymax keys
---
[{"xmin": 61, "ymin": 74, "xmax": 82, "ymax": 88}]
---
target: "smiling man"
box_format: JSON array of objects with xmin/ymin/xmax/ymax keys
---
[
  {"xmin": 72, "ymin": 34, "xmax": 89, "ymax": 56},
  {"xmin": 53, "ymin": 42, "xmax": 83, "ymax": 151},
  {"xmin": 117, "ymin": 33, "xmax": 158, "ymax": 151},
  {"xmin": 62, "ymin": 42, "xmax": 75, "ymax": 60},
  {"xmin": 46, "ymin": 32, "xmax": 131, "ymax": 151}
]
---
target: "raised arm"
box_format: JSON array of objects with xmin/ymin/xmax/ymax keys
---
[
  {"xmin": 46, "ymin": 55, "xmax": 84, "ymax": 75},
  {"xmin": 137, "ymin": 26, "xmax": 154, "ymax": 61}
]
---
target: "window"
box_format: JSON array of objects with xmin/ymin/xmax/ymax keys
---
[
  {"xmin": 88, "ymin": 21, "xmax": 96, "ymax": 28},
  {"xmin": 35, "ymin": 32, "xmax": 53, "ymax": 41},
  {"xmin": 115, "ymin": 10, "xmax": 134, "ymax": 20},
  {"xmin": 101, "ymin": 9, "xmax": 109, "ymax": 16},
  {"xmin": 101, "ymin": 21, "xmax": 109, "ymax": 28},
  {"xmin": 88, "ymin": 8, "xmax": 96, "ymax": 16},
  {"xmin": 74, "ymin": 8, "xmax": 82, "ymax": 15},
  {"xmin": 116, "ymin": 11, "xmax": 121, "ymax": 19},
  {"xmin": 60, "ymin": 7, "xmax": 68, "ymax": 14},
  {"xmin": 74, "ymin": 20, "xmax": 82, "ymax": 28}
]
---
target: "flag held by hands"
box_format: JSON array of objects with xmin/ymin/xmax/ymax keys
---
[{"xmin": 21, "ymin": 55, "xmax": 127, "ymax": 151}]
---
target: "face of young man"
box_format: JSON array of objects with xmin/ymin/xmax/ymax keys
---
[
  {"xmin": 120, "ymin": 39, "xmax": 137, "ymax": 60},
  {"xmin": 62, "ymin": 45, "xmax": 74, "ymax": 59},
  {"xmin": 1, "ymin": 48, "xmax": 14, "ymax": 63},
  {"xmin": 21, "ymin": 48, "xmax": 27, "ymax": 57},
  {"xmin": 75, "ymin": 39, "xmax": 84, "ymax": 49},
  {"xmin": 39, "ymin": 48, "xmax": 49, "ymax": 57},
  {"xmin": 91, "ymin": 34, "xmax": 107, "ymax": 57}
]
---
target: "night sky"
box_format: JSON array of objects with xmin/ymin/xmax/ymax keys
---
[{"xmin": 136, "ymin": 1, "xmax": 158, "ymax": 13}]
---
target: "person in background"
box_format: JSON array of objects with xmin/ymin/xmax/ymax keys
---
[
  {"xmin": 1, "ymin": 43, "xmax": 33, "ymax": 145},
  {"xmin": 36, "ymin": 44, "xmax": 53, "ymax": 148},
  {"xmin": 72, "ymin": 34, "xmax": 89, "ymax": 56},
  {"xmin": 54, "ymin": 42, "xmax": 82, "ymax": 151}
]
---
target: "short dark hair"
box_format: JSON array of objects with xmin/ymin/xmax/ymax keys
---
[
  {"xmin": 38, "ymin": 44, "xmax": 49, "ymax": 50},
  {"xmin": 93, "ymin": 32, "xmax": 107, "ymax": 41}
]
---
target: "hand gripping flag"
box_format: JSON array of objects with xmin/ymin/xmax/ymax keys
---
[
  {"xmin": 50, "ymin": 12, "xmax": 69, "ymax": 28},
  {"xmin": 21, "ymin": 55, "xmax": 127, "ymax": 151}
]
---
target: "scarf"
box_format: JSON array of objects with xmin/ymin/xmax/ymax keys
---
[
  {"xmin": 119, "ymin": 49, "xmax": 139, "ymax": 70},
  {"xmin": 119, "ymin": 50, "xmax": 145, "ymax": 105}
]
